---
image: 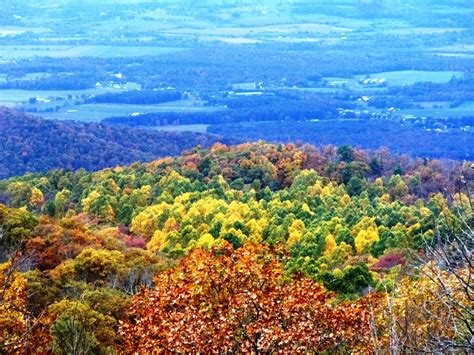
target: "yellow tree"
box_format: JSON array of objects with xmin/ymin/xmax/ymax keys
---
[
  {"xmin": 355, "ymin": 227, "xmax": 380, "ymax": 254},
  {"xmin": 324, "ymin": 234, "xmax": 337, "ymax": 255},
  {"xmin": 287, "ymin": 219, "xmax": 305, "ymax": 247},
  {"xmin": 0, "ymin": 261, "xmax": 27, "ymax": 352},
  {"xmin": 29, "ymin": 187, "xmax": 44, "ymax": 208},
  {"xmin": 353, "ymin": 217, "xmax": 380, "ymax": 254}
]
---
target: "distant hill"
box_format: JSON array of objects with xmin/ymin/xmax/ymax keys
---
[{"xmin": 0, "ymin": 107, "xmax": 227, "ymax": 179}]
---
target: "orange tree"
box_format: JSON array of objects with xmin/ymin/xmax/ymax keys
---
[{"xmin": 120, "ymin": 242, "xmax": 381, "ymax": 353}]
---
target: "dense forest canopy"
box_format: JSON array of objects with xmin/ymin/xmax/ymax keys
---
[{"xmin": 0, "ymin": 142, "xmax": 472, "ymax": 352}]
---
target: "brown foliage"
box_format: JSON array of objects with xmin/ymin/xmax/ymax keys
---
[{"xmin": 120, "ymin": 243, "xmax": 381, "ymax": 353}]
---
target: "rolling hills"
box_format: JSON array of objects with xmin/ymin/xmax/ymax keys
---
[{"xmin": 0, "ymin": 107, "xmax": 229, "ymax": 179}]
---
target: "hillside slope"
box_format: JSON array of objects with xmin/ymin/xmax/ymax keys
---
[
  {"xmin": 0, "ymin": 142, "xmax": 472, "ymax": 353},
  {"xmin": 0, "ymin": 107, "xmax": 227, "ymax": 179}
]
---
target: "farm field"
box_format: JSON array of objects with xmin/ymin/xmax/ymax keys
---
[
  {"xmin": 319, "ymin": 70, "xmax": 464, "ymax": 92},
  {"xmin": 0, "ymin": 87, "xmax": 136, "ymax": 103},
  {"xmin": 432, "ymin": 44, "xmax": 474, "ymax": 53},
  {"xmin": 0, "ymin": 26, "xmax": 50, "ymax": 36},
  {"xmin": 376, "ymin": 27, "xmax": 466, "ymax": 35},
  {"xmin": 431, "ymin": 52, "xmax": 474, "ymax": 58},
  {"xmin": 0, "ymin": 45, "xmax": 185, "ymax": 59},
  {"xmin": 151, "ymin": 124, "xmax": 210, "ymax": 133},
  {"xmin": 354, "ymin": 70, "xmax": 464, "ymax": 86},
  {"xmin": 399, "ymin": 101, "xmax": 474, "ymax": 118},
  {"xmin": 163, "ymin": 22, "xmax": 352, "ymax": 36},
  {"xmin": 39, "ymin": 103, "xmax": 225, "ymax": 122}
]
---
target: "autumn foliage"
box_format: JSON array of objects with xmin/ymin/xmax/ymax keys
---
[
  {"xmin": 0, "ymin": 261, "xmax": 27, "ymax": 353},
  {"xmin": 0, "ymin": 142, "xmax": 471, "ymax": 353},
  {"xmin": 121, "ymin": 243, "xmax": 381, "ymax": 353}
]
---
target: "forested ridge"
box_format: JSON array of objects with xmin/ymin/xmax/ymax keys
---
[
  {"xmin": 0, "ymin": 107, "xmax": 227, "ymax": 179},
  {"xmin": 0, "ymin": 142, "xmax": 472, "ymax": 353}
]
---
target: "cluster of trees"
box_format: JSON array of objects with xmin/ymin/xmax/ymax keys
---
[
  {"xmin": 0, "ymin": 142, "xmax": 472, "ymax": 352},
  {"xmin": 86, "ymin": 90, "xmax": 182, "ymax": 105},
  {"xmin": 0, "ymin": 205, "xmax": 168, "ymax": 352},
  {"xmin": 0, "ymin": 74, "xmax": 102, "ymax": 91},
  {"xmin": 0, "ymin": 108, "xmax": 226, "ymax": 179}
]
